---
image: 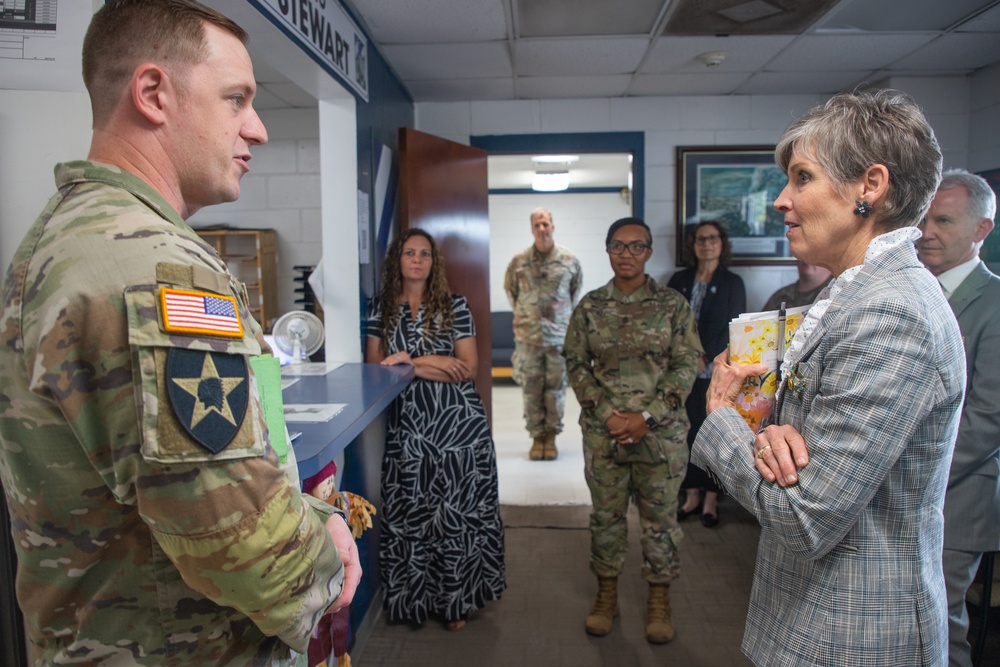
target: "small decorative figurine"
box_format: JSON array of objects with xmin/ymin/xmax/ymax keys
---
[
  {"xmin": 302, "ymin": 459, "xmax": 339, "ymax": 502},
  {"xmin": 302, "ymin": 460, "xmax": 377, "ymax": 667}
]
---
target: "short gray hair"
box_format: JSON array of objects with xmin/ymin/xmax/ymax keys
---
[
  {"xmin": 530, "ymin": 207, "xmax": 552, "ymax": 222},
  {"xmin": 938, "ymin": 169, "xmax": 997, "ymax": 222},
  {"xmin": 776, "ymin": 89, "xmax": 943, "ymax": 231}
]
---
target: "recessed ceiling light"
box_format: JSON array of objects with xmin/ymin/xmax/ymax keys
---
[
  {"xmin": 717, "ymin": 0, "xmax": 782, "ymax": 24},
  {"xmin": 531, "ymin": 155, "xmax": 580, "ymax": 164}
]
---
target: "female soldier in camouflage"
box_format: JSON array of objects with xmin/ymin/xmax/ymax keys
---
[{"xmin": 564, "ymin": 217, "xmax": 702, "ymax": 644}]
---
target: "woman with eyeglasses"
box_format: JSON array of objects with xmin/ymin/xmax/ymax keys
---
[
  {"xmin": 668, "ymin": 220, "xmax": 747, "ymax": 527},
  {"xmin": 366, "ymin": 228, "xmax": 506, "ymax": 631},
  {"xmin": 563, "ymin": 217, "xmax": 702, "ymax": 644}
]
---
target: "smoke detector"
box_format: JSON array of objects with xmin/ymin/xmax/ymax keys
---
[{"xmin": 696, "ymin": 51, "xmax": 728, "ymax": 67}]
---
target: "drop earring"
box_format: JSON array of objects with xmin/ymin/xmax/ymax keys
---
[{"xmin": 854, "ymin": 200, "xmax": 872, "ymax": 218}]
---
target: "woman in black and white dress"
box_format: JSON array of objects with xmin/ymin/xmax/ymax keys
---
[{"xmin": 366, "ymin": 228, "xmax": 505, "ymax": 630}]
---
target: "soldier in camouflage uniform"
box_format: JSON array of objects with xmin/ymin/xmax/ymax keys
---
[
  {"xmin": 504, "ymin": 207, "xmax": 582, "ymax": 460},
  {"xmin": 563, "ymin": 217, "xmax": 702, "ymax": 644},
  {"xmin": 0, "ymin": 2, "xmax": 358, "ymax": 665},
  {"xmin": 762, "ymin": 260, "xmax": 833, "ymax": 310}
]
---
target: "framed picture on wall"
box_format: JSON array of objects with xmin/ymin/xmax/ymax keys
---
[
  {"xmin": 676, "ymin": 146, "xmax": 793, "ymax": 265},
  {"xmin": 976, "ymin": 167, "xmax": 1000, "ymax": 270}
]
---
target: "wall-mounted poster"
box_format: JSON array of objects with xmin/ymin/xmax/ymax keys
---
[{"xmin": 676, "ymin": 146, "xmax": 792, "ymax": 265}]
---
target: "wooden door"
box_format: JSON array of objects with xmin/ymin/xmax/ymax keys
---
[{"xmin": 398, "ymin": 128, "xmax": 493, "ymax": 420}]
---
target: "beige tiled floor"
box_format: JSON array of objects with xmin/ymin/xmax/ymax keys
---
[{"xmin": 491, "ymin": 380, "xmax": 592, "ymax": 505}]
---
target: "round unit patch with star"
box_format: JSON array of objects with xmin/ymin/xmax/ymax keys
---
[{"xmin": 166, "ymin": 348, "xmax": 249, "ymax": 454}]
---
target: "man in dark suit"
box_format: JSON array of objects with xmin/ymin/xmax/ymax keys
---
[{"xmin": 917, "ymin": 168, "xmax": 1000, "ymax": 667}]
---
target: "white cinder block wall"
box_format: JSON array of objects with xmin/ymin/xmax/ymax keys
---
[
  {"xmin": 417, "ymin": 80, "xmax": 984, "ymax": 311},
  {"xmin": 8, "ymin": 77, "xmax": 989, "ymax": 321},
  {"xmin": 187, "ymin": 108, "xmax": 323, "ymax": 323},
  {"xmin": 488, "ymin": 193, "xmax": 632, "ymax": 310}
]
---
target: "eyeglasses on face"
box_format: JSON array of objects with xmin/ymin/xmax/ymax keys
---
[
  {"xmin": 606, "ymin": 240, "xmax": 651, "ymax": 255},
  {"xmin": 695, "ymin": 234, "xmax": 721, "ymax": 245}
]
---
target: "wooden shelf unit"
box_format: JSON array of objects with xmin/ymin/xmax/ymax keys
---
[{"xmin": 195, "ymin": 228, "xmax": 278, "ymax": 331}]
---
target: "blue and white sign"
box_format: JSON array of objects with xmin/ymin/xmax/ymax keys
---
[{"xmin": 251, "ymin": 0, "xmax": 369, "ymax": 101}]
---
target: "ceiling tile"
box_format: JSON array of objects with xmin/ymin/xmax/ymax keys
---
[
  {"xmin": 628, "ymin": 72, "xmax": 752, "ymax": 96},
  {"xmin": 664, "ymin": 0, "xmax": 841, "ymax": 35},
  {"xmin": 889, "ymin": 33, "xmax": 1000, "ymax": 71},
  {"xmin": 818, "ymin": 0, "xmax": 996, "ymax": 31},
  {"xmin": 516, "ymin": 38, "xmax": 651, "ymax": 76},
  {"xmin": 350, "ymin": 0, "xmax": 508, "ymax": 43},
  {"xmin": 956, "ymin": 3, "xmax": 1000, "ymax": 31},
  {"xmin": 641, "ymin": 35, "xmax": 795, "ymax": 73},
  {"xmin": 517, "ymin": 75, "xmax": 632, "ymax": 99},
  {"xmin": 766, "ymin": 34, "xmax": 937, "ymax": 71},
  {"xmin": 274, "ymin": 0, "xmax": 1000, "ymax": 102},
  {"xmin": 733, "ymin": 70, "xmax": 873, "ymax": 95},
  {"xmin": 381, "ymin": 42, "xmax": 512, "ymax": 80},
  {"xmin": 517, "ymin": 0, "xmax": 667, "ymax": 37}
]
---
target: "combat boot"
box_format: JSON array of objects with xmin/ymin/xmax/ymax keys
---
[
  {"xmin": 543, "ymin": 432, "xmax": 558, "ymax": 460},
  {"xmin": 585, "ymin": 576, "xmax": 618, "ymax": 636},
  {"xmin": 529, "ymin": 437, "xmax": 545, "ymax": 461},
  {"xmin": 645, "ymin": 583, "xmax": 675, "ymax": 643}
]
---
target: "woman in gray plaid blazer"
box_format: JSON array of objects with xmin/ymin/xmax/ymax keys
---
[{"xmin": 692, "ymin": 90, "xmax": 966, "ymax": 666}]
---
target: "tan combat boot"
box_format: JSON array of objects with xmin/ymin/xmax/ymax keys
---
[
  {"xmin": 585, "ymin": 576, "xmax": 618, "ymax": 636},
  {"xmin": 529, "ymin": 437, "xmax": 545, "ymax": 461},
  {"xmin": 646, "ymin": 583, "xmax": 675, "ymax": 643},
  {"xmin": 543, "ymin": 432, "xmax": 558, "ymax": 460}
]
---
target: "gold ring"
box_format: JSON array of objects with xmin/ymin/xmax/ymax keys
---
[{"xmin": 755, "ymin": 445, "xmax": 771, "ymax": 460}]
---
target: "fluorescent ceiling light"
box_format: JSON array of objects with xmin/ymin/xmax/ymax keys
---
[
  {"xmin": 532, "ymin": 155, "xmax": 580, "ymax": 164},
  {"xmin": 532, "ymin": 171, "xmax": 570, "ymax": 192}
]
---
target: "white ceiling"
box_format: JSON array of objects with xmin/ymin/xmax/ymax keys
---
[
  {"xmin": 331, "ymin": 0, "xmax": 1000, "ymax": 102},
  {"xmin": 250, "ymin": 0, "xmax": 1000, "ymax": 106}
]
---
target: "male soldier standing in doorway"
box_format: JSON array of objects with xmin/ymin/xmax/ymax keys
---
[{"xmin": 504, "ymin": 207, "xmax": 583, "ymax": 460}]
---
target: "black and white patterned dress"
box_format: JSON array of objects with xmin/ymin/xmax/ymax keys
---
[{"xmin": 366, "ymin": 294, "xmax": 506, "ymax": 624}]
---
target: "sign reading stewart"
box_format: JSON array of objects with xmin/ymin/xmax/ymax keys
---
[{"xmin": 251, "ymin": 0, "xmax": 369, "ymax": 101}]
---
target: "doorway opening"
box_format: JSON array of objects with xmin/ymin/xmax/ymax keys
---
[{"xmin": 473, "ymin": 133, "xmax": 644, "ymax": 505}]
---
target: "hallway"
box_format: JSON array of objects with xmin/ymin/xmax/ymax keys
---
[{"xmin": 355, "ymin": 381, "xmax": 760, "ymax": 666}]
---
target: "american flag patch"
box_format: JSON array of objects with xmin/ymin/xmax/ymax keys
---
[{"xmin": 160, "ymin": 287, "xmax": 244, "ymax": 338}]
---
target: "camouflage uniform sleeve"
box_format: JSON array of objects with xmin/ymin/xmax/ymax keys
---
[
  {"xmin": 646, "ymin": 294, "xmax": 702, "ymax": 422},
  {"xmin": 563, "ymin": 296, "xmax": 616, "ymax": 424},
  {"xmin": 570, "ymin": 256, "xmax": 583, "ymax": 304},
  {"xmin": 504, "ymin": 256, "xmax": 518, "ymax": 309},
  {"xmin": 124, "ymin": 282, "xmax": 344, "ymax": 652}
]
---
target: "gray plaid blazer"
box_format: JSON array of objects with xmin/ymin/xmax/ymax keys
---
[{"xmin": 694, "ymin": 240, "xmax": 965, "ymax": 666}]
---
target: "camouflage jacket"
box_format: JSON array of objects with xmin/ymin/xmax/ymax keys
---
[
  {"xmin": 563, "ymin": 276, "xmax": 703, "ymax": 462},
  {"xmin": 0, "ymin": 161, "xmax": 343, "ymax": 665},
  {"xmin": 504, "ymin": 244, "xmax": 582, "ymax": 346},
  {"xmin": 762, "ymin": 277, "xmax": 833, "ymax": 311}
]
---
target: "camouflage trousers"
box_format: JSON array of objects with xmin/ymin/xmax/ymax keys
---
[
  {"xmin": 583, "ymin": 430, "xmax": 687, "ymax": 584},
  {"xmin": 512, "ymin": 342, "xmax": 566, "ymax": 438}
]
